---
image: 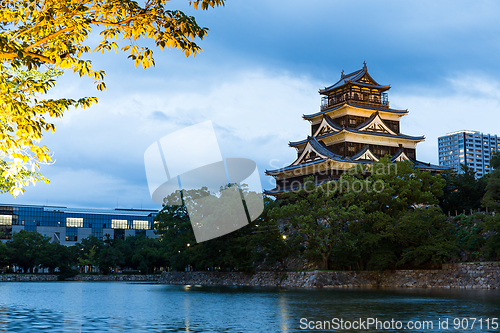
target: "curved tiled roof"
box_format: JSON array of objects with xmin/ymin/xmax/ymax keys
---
[
  {"xmin": 412, "ymin": 160, "xmax": 451, "ymax": 171},
  {"xmin": 308, "ymin": 136, "xmax": 343, "ymax": 159},
  {"xmin": 312, "ymin": 127, "xmax": 424, "ymax": 142},
  {"xmin": 350, "ymin": 145, "xmax": 377, "ymax": 161},
  {"xmin": 355, "ymin": 111, "xmax": 379, "ymax": 130},
  {"xmin": 267, "ymin": 137, "xmax": 350, "ymax": 174},
  {"xmin": 345, "ymin": 127, "xmax": 424, "ymax": 141},
  {"xmin": 319, "ymin": 66, "xmax": 390, "ymax": 94},
  {"xmin": 265, "ymin": 157, "xmax": 328, "ymax": 175},
  {"xmin": 323, "ymin": 115, "xmax": 343, "ymax": 131},
  {"xmin": 303, "ymin": 101, "xmax": 408, "ymax": 120},
  {"xmin": 390, "ymin": 149, "xmax": 407, "ymax": 162},
  {"xmin": 289, "ymin": 138, "xmax": 308, "ymax": 147}
]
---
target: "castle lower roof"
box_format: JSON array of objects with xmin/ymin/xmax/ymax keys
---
[{"xmin": 303, "ymin": 101, "xmax": 408, "ymax": 120}]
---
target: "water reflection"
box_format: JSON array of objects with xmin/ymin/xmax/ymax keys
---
[
  {"xmin": 0, "ymin": 306, "xmax": 7, "ymax": 332},
  {"xmin": 0, "ymin": 283, "xmax": 498, "ymax": 332},
  {"xmin": 183, "ymin": 285, "xmax": 192, "ymax": 332},
  {"xmin": 278, "ymin": 291, "xmax": 290, "ymax": 333}
]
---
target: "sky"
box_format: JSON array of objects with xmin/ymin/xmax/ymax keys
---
[{"xmin": 2, "ymin": 0, "xmax": 500, "ymax": 210}]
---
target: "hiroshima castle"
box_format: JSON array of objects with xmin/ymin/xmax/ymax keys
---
[{"xmin": 266, "ymin": 63, "xmax": 446, "ymax": 195}]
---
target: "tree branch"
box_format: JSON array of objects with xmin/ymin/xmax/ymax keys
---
[
  {"xmin": 24, "ymin": 26, "xmax": 78, "ymax": 52},
  {"xmin": 0, "ymin": 51, "xmax": 55, "ymax": 64}
]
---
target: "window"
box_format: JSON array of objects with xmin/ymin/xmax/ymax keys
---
[
  {"xmin": 0, "ymin": 215, "xmax": 12, "ymax": 226},
  {"xmin": 65, "ymin": 227, "xmax": 78, "ymax": 241},
  {"xmin": 133, "ymin": 220, "xmax": 150, "ymax": 230},
  {"xmin": 66, "ymin": 217, "xmax": 83, "ymax": 227},
  {"xmin": 111, "ymin": 219, "xmax": 128, "ymax": 229}
]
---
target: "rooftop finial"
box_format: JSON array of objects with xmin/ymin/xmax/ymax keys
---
[
  {"xmin": 363, "ymin": 61, "xmax": 367, "ymax": 69},
  {"xmin": 341, "ymin": 70, "xmax": 344, "ymax": 78}
]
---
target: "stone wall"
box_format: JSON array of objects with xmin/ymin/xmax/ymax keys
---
[
  {"xmin": 2, "ymin": 262, "xmax": 498, "ymax": 288},
  {"xmin": 158, "ymin": 262, "xmax": 500, "ymax": 289},
  {"xmin": 0, "ymin": 274, "xmax": 159, "ymax": 282}
]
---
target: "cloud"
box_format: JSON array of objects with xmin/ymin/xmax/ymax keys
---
[
  {"xmin": 0, "ymin": 67, "xmax": 321, "ymax": 207},
  {"xmin": 392, "ymin": 73, "xmax": 500, "ymax": 164},
  {"xmin": 2, "ymin": 0, "xmax": 500, "ymax": 208}
]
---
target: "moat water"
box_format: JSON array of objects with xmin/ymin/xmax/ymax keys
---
[{"xmin": 0, "ymin": 282, "xmax": 499, "ymax": 332}]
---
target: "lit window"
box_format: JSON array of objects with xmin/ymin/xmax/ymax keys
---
[
  {"xmin": 133, "ymin": 220, "xmax": 150, "ymax": 230},
  {"xmin": 0, "ymin": 215, "xmax": 12, "ymax": 226},
  {"xmin": 111, "ymin": 219, "xmax": 128, "ymax": 229},
  {"xmin": 66, "ymin": 217, "xmax": 83, "ymax": 227}
]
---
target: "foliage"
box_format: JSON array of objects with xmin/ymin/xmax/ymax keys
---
[
  {"xmin": 491, "ymin": 151, "xmax": 500, "ymax": 170},
  {"xmin": 130, "ymin": 237, "xmax": 162, "ymax": 274},
  {"xmin": 482, "ymin": 152, "xmax": 500, "ymax": 211},
  {"xmin": 483, "ymin": 214, "xmax": 500, "ymax": 260},
  {"xmin": 0, "ymin": 0, "xmax": 224, "ymax": 73},
  {"xmin": 251, "ymin": 197, "xmax": 296, "ymax": 271},
  {"xmin": 453, "ymin": 214, "xmax": 487, "ymax": 258},
  {"xmin": 271, "ymin": 174, "xmax": 367, "ymax": 270},
  {"xmin": 271, "ymin": 158, "xmax": 449, "ymax": 271},
  {"xmin": 0, "ymin": 67, "xmax": 98, "ymax": 195},
  {"xmin": 0, "ymin": 159, "xmax": 497, "ymax": 274},
  {"xmin": 393, "ymin": 207, "xmax": 459, "ymax": 267},
  {"xmin": 0, "ymin": 0, "xmax": 225, "ymax": 194},
  {"xmin": 6, "ymin": 230, "xmax": 50, "ymax": 272},
  {"xmin": 0, "ymin": 241, "xmax": 8, "ymax": 268},
  {"xmin": 154, "ymin": 188, "xmax": 287, "ymax": 272},
  {"xmin": 39, "ymin": 242, "xmax": 65, "ymax": 273},
  {"xmin": 440, "ymin": 165, "xmax": 487, "ymax": 214}
]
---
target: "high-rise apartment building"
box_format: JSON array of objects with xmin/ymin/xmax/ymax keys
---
[{"xmin": 438, "ymin": 130, "xmax": 500, "ymax": 177}]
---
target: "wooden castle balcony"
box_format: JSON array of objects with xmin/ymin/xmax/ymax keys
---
[{"xmin": 321, "ymin": 91, "xmax": 389, "ymax": 111}]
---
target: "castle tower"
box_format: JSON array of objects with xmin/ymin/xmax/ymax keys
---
[{"xmin": 265, "ymin": 63, "xmax": 447, "ymax": 195}]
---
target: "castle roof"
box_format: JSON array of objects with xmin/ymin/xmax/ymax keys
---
[
  {"xmin": 303, "ymin": 101, "xmax": 408, "ymax": 120},
  {"xmin": 315, "ymin": 127, "xmax": 425, "ymax": 142},
  {"xmin": 319, "ymin": 64, "xmax": 390, "ymax": 95}
]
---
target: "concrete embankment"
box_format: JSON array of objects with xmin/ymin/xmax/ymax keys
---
[
  {"xmin": 158, "ymin": 262, "xmax": 500, "ymax": 289},
  {"xmin": 0, "ymin": 274, "xmax": 159, "ymax": 282}
]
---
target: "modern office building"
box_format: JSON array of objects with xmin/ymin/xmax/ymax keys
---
[
  {"xmin": 438, "ymin": 130, "xmax": 500, "ymax": 177},
  {"xmin": 0, "ymin": 204, "xmax": 158, "ymax": 246}
]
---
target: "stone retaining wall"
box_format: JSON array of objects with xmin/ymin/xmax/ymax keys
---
[
  {"xmin": 158, "ymin": 262, "xmax": 500, "ymax": 289},
  {"xmin": 0, "ymin": 274, "xmax": 159, "ymax": 282}
]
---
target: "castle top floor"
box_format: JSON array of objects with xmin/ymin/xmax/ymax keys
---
[{"xmin": 320, "ymin": 62, "xmax": 391, "ymax": 111}]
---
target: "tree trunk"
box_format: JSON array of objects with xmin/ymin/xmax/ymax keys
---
[{"xmin": 321, "ymin": 255, "xmax": 329, "ymax": 270}]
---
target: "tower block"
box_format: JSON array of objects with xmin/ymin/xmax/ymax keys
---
[{"xmin": 265, "ymin": 63, "xmax": 447, "ymax": 195}]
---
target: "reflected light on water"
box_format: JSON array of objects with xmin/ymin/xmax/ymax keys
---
[
  {"xmin": 183, "ymin": 288, "xmax": 192, "ymax": 332},
  {"xmin": 278, "ymin": 293, "xmax": 289, "ymax": 332}
]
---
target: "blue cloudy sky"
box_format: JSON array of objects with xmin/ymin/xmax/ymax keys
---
[{"xmin": 2, "ymin": 0, "xmax": 500, "ymax": 209}]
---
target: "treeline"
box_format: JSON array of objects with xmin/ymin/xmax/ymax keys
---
[
  {"xmin": 154, "ymin": 155, "xmax": 500, "ymax": 272},
  {"xmin": 0, "ymin": 231, "xmax": 167, "ymax": 276},
  {"xmin": 1, "ymin": 155, "xmax": 499, "ymax": 275}
]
